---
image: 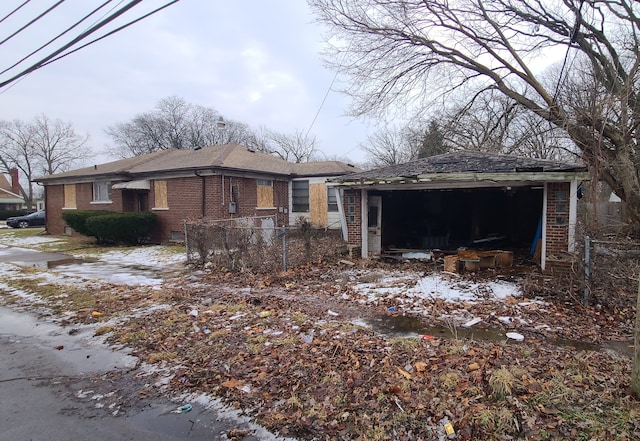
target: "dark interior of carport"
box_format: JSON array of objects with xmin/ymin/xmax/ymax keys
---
[{"xmin": 377, "ymin": 186, "xmax": 543, "ymax": 253}]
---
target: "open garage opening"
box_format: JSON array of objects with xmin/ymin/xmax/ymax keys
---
[{"xmin": 374, "ymin": 186, "xmax": 543, "ymax": 256}]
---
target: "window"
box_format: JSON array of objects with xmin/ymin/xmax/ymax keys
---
[
  {"xmin": 63, "ymin": 184, "xmax": 76, "ymax": 209},
  {"xmin": 292, "ymin": 180, "xmax": 309, "ymax": 212},
  {"xmin": 327, "ymin": 187, "xmax": 338, "ymax": 212},
  {"xmin": 93, "ymin": 180, "xmax": 111, "ymax": 202},
  {"xmin": 256, "ymin": 179, "xmax": 274, "ymax": 208},
  {"xmin": 153, "ymin": 180, "xmax": 168, "ymax": 209}
]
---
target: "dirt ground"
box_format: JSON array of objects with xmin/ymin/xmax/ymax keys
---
[{"xmin": 1, "ymin": 237, "xmax": 639, "ymax": 440}]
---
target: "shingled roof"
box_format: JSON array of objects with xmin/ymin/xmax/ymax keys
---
[
  {"xmin": 36, "ymin": 144, "xmax": 360, "ymax": 183},
  {"xmin": 333, "ymin": 151, "xmax": 586, "ymax": 183}
]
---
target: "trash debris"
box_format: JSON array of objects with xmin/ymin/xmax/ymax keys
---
[
  {"xmin": 420, "ymin": 335, "xmax": 435, "ymax": 340},
  {"xmin": 444, "ymin": 421, "xmax": 456, "ymax": 438},
  {"xmin": 327, "ymin": 309, "xmax": 340, "ymax": 317},
  {"xmin": 91, "ymin": 311, "xmax": 103, "ymax": 317},
  {"xmin": 188, "ymin": 309, "xmax": 198, "ymax": 317},
  {"xmin": 462, "ymin": 317, "xmax": 482, "ymax": 328},
  {"xmin": 173, "ymin": 403, "xmax": 192, "ymax": 414},
  {"xmin": 506, "ymin": 332, "xmax": 524, "ymax": 341},
  {"xmin": 388, "ymin": 306, "xmax": 397, "ymax": 314},
  {"xmin": 300, "ymin": 330, "xmax": 315, "ymax": 344},
  {"xmin": 260, "ymin": 311, "xmax": 271, "ymax": 318},
  {"xmin": 229, "ymin": 313, "xmax": 247, "ymax": 320}
]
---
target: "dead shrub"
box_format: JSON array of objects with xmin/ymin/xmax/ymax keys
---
[{"xmin": 185, "ymin": 216, "xmax": 345, "ymax": 273}]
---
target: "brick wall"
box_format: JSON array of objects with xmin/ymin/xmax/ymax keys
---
[
  {"xmin": 545, "ymin": 182, "xmax": 570, "ymax": 257},
  {"xmin": 45, "ymin": 182, "xmax": 124, "ymax": 235},
  {"xmin": 342, "ymin": 189, "xmax": 362, "ymax": 251},
  {"xmin": 46, "ymin": 175, "xmax": 290, "ymax": 242}
]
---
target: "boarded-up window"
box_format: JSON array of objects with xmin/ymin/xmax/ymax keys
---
[
  {"xmin": 257, "ymin": 179, "xmax": 273, "ymax": 208},
  {"xmin": 309, "ymin": 183, "xmax": 328, "ymax": 227},
  {"xmin": 154, "ymin": 180, "xmax": 168, "ymax": 209},
  {"xmin": 292, "ymin": 180, "xmax": 309, "ymax": 212},
  {"xmin": 63, "ymin": 184, "xmax": 76, "ymax": 209}
]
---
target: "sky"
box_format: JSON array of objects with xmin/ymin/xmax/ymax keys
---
[{"xmin": 0, "ymin": 1, "xmax": 374, "ymax": 166}]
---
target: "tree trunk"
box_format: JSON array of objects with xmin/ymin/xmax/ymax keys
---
[{"xmin": 632, "ymin": 279, "xmax": 640, "ymax": 398}]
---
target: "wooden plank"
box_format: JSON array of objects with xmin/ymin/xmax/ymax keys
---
[
  {"xmin": 444, "ymin": 255, "xmax": 459, "ymax": 273},
  {"xmin": 63, "ymin": 184, "xmax": 76, "ymax": 209},
  {"xmin": 154, "ymin": 180, "xmax": 168, "ymax": 208},
  {"xmin": 309, "ymin": 183, "xmax": 328, "ymax": 227},
  {"xmin": 257, "ymin": 184, "xmax": 273, "ymax": 208}
]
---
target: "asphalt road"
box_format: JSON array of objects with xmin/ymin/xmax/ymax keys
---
[
  {"xmin": 0, "ymin": 308, "xmax": 280, "ymax": 441},
  {"xmin": 0, "ymin": 332, "xmax": 187, "ymax": 441}
]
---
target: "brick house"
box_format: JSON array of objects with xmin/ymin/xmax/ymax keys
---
[
  {"xmin": 0, "ymin": 168, "xmax": 25, "ymax": 210},
  {"xmin": 331, "ymin": 151, "xmax": 588, "ymax": 273},
  {"xmin": 35, "ymin": 144, "xmax": 359, "ymax": 243}
]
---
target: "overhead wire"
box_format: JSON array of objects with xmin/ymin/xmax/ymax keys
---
[
  {"xmin": 0, "ymin": 0, "xmax": 65, "ymax": 46},
  {"xmin": 0, "ymin": 0, "xmax": 31, "ymax": 25},
  {"xmin": 0, "ymin": 0, "xmax": 179, "ymax": 88},
  {"xmin": 0, "ymin": 0, "xmax": 115, "ymax": 77},
  {"xmin": 42, "ymin": 0, "xmax": 181, "ymax": 68}
]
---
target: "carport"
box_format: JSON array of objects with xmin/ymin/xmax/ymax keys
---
[{"xmin": 333, "ymin": 151, "xmax": 589, "ymax": 272}]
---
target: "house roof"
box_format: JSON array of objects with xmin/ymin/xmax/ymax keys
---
[
  {"xmin": 0, "ymin": 173, "xmax": 24, "ymax": 203},
  {"xmin": 35, "ymin": 144, "xmax": 360, "ymax": 183},
  {"xmin": 333, "ymin": 151, "xmax": 588, "ymax": 184}
]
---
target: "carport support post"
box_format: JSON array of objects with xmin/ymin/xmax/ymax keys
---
[
  {"xmin": 583, "ymin": 236, "xmax": 590, "ymax": 307},
  {"xmin": 281, "ymin": 225, "xmax": 287, "ymax": 271},
  {"xmin": 632, "ymin": 278, "xmax": 640, "ymax": 398}
]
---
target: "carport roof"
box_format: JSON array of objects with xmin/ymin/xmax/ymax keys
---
[{"xmin": 333, "ymin": 151, "xmax": 588, "ymax": 184}]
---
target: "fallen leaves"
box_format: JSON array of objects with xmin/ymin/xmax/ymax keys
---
[{"xmin": 5, "ymin": 259, "xmax": 638, "ymax": 440}]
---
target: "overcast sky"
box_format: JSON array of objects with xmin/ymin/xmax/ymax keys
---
[{"xmin": 0, "ymin": 1, "xmax": 374, "ymax": 165}]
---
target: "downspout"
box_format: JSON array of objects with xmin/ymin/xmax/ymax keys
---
[{"xmin": 195, "ymin": 171, "xmax": 206, "ymax": 218}]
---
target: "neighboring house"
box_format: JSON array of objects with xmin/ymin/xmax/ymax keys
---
[
  {"xmin": 34, "ymin": 144, "xmax": 359, "ymax": 242},
  {"xmin": 0, "ymin": 168, "xmax": 25, "ymax": 210},
  {"xmin": 331, "ymin": 151, "xmax": 589, "ymax": 273}
]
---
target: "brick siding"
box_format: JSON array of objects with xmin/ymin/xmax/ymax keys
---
[{"xmin": 45, "ymin": 175, "xmax": 290, "ymax": 242}]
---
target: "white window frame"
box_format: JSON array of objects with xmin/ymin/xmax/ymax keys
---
[{"xmin": 92, "ymin": 180, "xmax": 112, "ymax": 203}]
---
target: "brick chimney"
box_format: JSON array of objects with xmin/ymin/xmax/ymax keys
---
[{"xmin": 10, "ymin": 168, "xmax": 19, "ymax": 195}]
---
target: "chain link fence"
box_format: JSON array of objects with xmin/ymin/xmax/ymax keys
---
[
  {"xmin": 583, "ymin": 234, "xmax": 640, "ymax": 309},
  {"xmin": 184, "ymin": 215, "xmax": 345, "ymax": 273}
]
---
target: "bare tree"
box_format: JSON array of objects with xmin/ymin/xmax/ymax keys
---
[
  {"xmin": 106, "ymin": 96, "xmax": 254, "ymax": 157},
  {"xmin": 0, "ymin": 115, "xmax": 88, "ymax": 207},
  {"xmin": 308, "ymin": 0, "xmax": 640, "ymax": 232},
  {"xmin": 32, "ymin": 114, "xmax": 89, "ymax": 174},
  {"xmin": 265, "ymin": 129, "xmax": 318, "ymax": 163},
  {"xmin": 441, "ymin": 90, "xmax": 576, "ymax": 160},
  {"xmin": 361, "ymin": 125, "xmax": 419, "ymax": 166}
]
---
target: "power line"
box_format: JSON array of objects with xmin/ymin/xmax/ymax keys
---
[
  {"xmin": 0, "ymin": 0, "xmax": 65, "ymax": 46},
  {"xmin": 0, "ymin": 0, "xmax": 184, "ymax": 89},
  {"xmin": 43, "ymin": 0, "xmax": 181, "ymax": 68},
  {"xmin": 0, "ymin": 0, "xmax": 114, "ymax": 77},
  {"xmin": 0, "ymin": 0, "xmax": 31, "ymax": 25}
]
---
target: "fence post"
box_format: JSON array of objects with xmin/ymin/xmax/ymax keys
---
[
  {"xmin": 184, "ymin": 221, "xmax": 190, "ymax": 264},
  {"xmin": 583, "ymin": 235, "xmax": 591, "ymax": 307},
  {"xmin": 281, "ymin": 226, "xmax": 287, "ymax": 271}
]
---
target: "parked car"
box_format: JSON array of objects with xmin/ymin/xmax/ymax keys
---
[{"xmin": 6, "ymin": 211, "xmax": 45, "ymax": 228}]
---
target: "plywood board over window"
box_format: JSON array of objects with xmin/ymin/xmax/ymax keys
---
[
  {"xmin": 63, "ymin": 184, "xmax": 76, "ymax": 209},
  {"xmin": 154, "ymin": 180, "xmax": 168, "ymax": 209},
  {"xmin": 257, "ymin": 179, "xmax": 273, "ymax": 208},
  {"xmin": 309, "ymin": 183, "xmax": 328, "ymax": 226}
]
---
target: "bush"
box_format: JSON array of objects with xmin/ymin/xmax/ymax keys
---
[
  {"xmin": 85, "ymin": 212, "xmax": 157, "ymax": 244},
  {"xmin": 61, "ymin": 210, "xmax": 112, "ymax": 236}
]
